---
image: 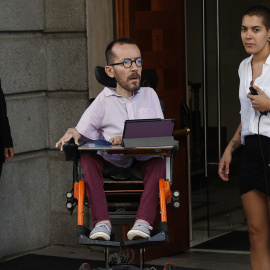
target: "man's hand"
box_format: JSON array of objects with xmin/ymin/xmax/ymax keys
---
[
  {"xmin": 55, "ymin": 128, "xmax": 81, "ymax": 151},
  {"xmin": 4, "ymin": 147, "xmax": 14, "ymax": 161},
  {"xmin": 247, "ymin": 85, "xmax": 270, "ymax": 112},
  {"xmin": 109, "ymin": 136, "xmax": 122, "ymax": 145}
]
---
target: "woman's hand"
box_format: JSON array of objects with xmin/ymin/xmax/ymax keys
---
[
  {"xmin": 247, "ymin": 85, "xmax": 270, "ymax": 112},
  {"xmin": 218, "ymin": 149, "xmax": 232, "ymax": 181},
  {"xmin": 218, "ymin": 124, "xmax": 241, "ymax": 182},
  {"xmin": 4, "ymin": 147, "xmax": 14, "ymax": 161}
]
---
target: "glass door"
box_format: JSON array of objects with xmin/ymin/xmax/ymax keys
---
[{"xmin": 185, "ymin": 0, "xmax": 254, "ymax": 243}]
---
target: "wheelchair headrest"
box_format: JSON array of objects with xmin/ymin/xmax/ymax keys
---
[
  {"xmin": 94, "ymin": 66, "xmax": 159, "ymax": 90},
  {"xmin": 94, "ymin": 66, "xmax": 117, "ymax": 88}
]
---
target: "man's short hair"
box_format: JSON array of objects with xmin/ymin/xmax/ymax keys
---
[
  {"xmin": 105, "ymin": 38, "xmax": 137, "ymax": 65},
  {"xmin": 243, "ymin": 5, "xmax": 270, "ymax": 30}
]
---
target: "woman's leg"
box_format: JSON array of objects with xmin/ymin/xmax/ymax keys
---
[{"xmin": 241, "ymin": 189, "xmax": 270, "ymax": 270}]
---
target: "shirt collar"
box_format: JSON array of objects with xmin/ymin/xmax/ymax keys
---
[
  {"xmin": 247, "ymin": 55, "xmax": 253, "ymax": 66},
  {"xmin": 265, "ymin": 54, "xmax": 270, "ymax": 65},
  {"xmin": 104, "ymin": 87, "xmax": 140, "ymax": 98},
  {"xmin": 247, "ymin": 54, "xmax": 270, "ymax": 66},
  {"xmin": 104, "ymin": 87, "xmax": 118, "ymax": 97}
]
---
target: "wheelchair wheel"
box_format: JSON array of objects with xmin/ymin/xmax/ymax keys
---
[{"xmin": 79, "ymin": 263, "xmax": 91, "ymax": 270}]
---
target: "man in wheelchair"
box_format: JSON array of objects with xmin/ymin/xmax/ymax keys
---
[{"xmin": 56, "ymin": 38, "xmax": 166, "ymax": 242}]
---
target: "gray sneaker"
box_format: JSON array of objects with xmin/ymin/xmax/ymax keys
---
[
  {"xmin": 127, "ymin": 223, "xmax": 153, "ymax": 240},
  {"xmin": 90, "ymin": 223, "xmax": 111, "ymax": 241}
]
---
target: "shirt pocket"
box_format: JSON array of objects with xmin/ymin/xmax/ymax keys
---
[{"xmin": 137, "ymin": 108, "xmax": 156, "ymax": 118}]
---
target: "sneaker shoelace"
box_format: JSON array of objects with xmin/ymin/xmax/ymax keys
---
[
  {"xmin": 94, "ymin": 223, "xmax": 111, "ymax": 233},
  {"xmin": 134, "ymin": 223, "xmax": 153, "ymax": 230}
]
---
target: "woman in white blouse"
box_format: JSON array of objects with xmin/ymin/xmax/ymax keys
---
[{"xmin": 218, "ymin": 5, "xmax": 270, "ymax": 270}]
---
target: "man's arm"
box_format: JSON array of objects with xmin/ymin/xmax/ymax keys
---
[{"xmin": 55, "ymin": 128, "xmax": 82, "ymax": 151}]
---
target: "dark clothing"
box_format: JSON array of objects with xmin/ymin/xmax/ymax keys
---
[
  {"xmin": 240, "ymin": 135, "xmax": 270, "ymax": 196},
  {"xmin": 0, "ymin": 80, "xmax": 13, "ymax": 169}
]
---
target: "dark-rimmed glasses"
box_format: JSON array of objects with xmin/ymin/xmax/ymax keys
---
[{"xmin": 110, "ymin": 57, "xmax": 144, "ymax": 68}]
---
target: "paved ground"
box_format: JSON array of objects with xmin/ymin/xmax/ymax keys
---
[{"xmin": 28, "ymin": 245, "xmax": 251, "ymax": 270}]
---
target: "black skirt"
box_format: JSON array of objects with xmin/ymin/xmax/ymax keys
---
[{"xmin": 240, "ymin": 135, "xmax": 270, "ymax": 196}]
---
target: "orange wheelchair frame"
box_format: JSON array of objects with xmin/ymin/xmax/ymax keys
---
[{"xmin": 74, "ymin": 169, "xmax": 173, "ymax": 226}]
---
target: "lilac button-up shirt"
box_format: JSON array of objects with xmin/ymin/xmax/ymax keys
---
[{"xmin": 76, "ymin": 87, "xmax": 164, "ymax": 167}]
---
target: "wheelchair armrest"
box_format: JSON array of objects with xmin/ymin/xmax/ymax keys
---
[
  {"xmin": 63, "ymin": 138, "xmax": 80, "ymax": 161},
  {"xmin": 173, "ymin": 127, "xmax": 190, "ymax": 137},
  {"xmin": 172, "ymin": 127, "xmax": 190, "ymax": 157}
]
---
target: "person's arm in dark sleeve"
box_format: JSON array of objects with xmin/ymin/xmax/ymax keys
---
[{"xmin": 0, "ymin": 80, "xmax": 14, "ymax": 161}]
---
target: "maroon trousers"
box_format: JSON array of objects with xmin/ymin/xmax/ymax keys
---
[{"xmin": 80, "ymin": 152, "xmax": 166, "ymax": 225}]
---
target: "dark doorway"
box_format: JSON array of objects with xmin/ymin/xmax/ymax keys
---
[{"xmin": 185, "ymin": 0, "xmax": 270, "ymax": 244}]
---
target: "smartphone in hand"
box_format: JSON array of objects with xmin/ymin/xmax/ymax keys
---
[
  {"xmin": 249, "ymin": 86, "xmax": 268, "ymax": 115},
  {"xmin": 249, "ymin": 86, "xmax": 258, "ymax": 95}
]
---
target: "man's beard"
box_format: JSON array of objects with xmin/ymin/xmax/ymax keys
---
[{"xmin": 114, "ymin": 72, "xmax": 141, "ymax": 92}]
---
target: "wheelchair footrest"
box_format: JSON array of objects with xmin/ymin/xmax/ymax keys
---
[
  {"xmin": 124, "ymin": 230, "xmax": 169, "ymax": 249},
  {"xmin": 77, "ymin": 225, "xmax": 91, "ymax": 237},
  {"xmin": 76, "ymin": 223, "xmax": 169, "ymax": 249},
  {"xmin": 77, "ymin": 234, "xmax": 121, "ymax": 247},
  {"xmin": 152, "ymin": 221, "xmax": 169, "ymax": 235},
  {"xmin": 77, "ymin": 225, "xmax": 121, "ymax": 247}
]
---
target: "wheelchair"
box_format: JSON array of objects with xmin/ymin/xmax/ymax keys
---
[{"xmin": 63, "ymin": 67, "xmax": 188, "ymax": 270}]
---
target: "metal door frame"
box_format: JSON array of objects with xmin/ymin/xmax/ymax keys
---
[{"xmin": 184, "ymin": 0, "xmax": 222, "ymax": 239}]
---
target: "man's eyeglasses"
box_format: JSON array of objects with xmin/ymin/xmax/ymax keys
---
[{"xmin": 110, "ymin": 57, "xmax": 144, "ymax": 68}]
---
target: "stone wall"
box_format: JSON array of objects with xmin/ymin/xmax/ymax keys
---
[{"xmin": 0, "ymin": 0, "xmax": 89, "ymax": 258}]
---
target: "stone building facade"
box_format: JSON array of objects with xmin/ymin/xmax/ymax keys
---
[{"xmin": 0, "ymin": 0, "xmax": 114, "ymax": 258}]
